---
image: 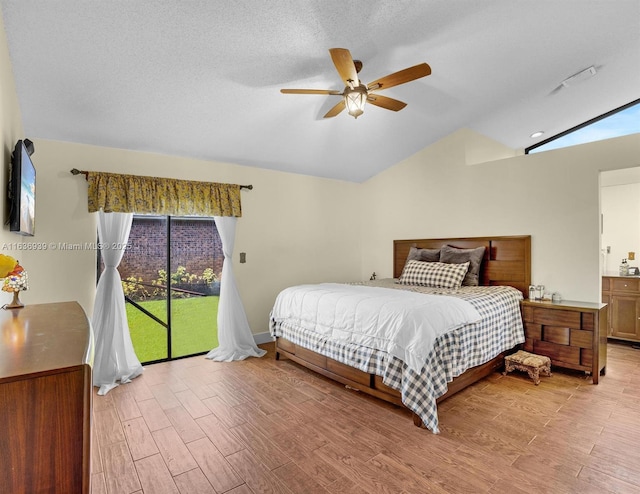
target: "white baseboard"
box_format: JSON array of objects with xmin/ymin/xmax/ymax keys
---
[{"xmin": 254, "ymin": 331, "xmax": 274, "ymax": 345}]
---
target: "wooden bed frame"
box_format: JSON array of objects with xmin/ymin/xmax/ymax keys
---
[{"xmin": 274, "ymin": 235, "xmax": 531, "ymax": 427}]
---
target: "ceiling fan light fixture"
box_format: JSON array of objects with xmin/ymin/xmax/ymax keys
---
[
  {"xmin": 344, "ymin": 84, "xmax": 368, "ymax": 119},
  {"xmin": 280, "ymin": 48, "xmax": 431, "ymax": 119}
]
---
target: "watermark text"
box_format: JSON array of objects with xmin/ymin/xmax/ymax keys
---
[{"xmin": 2, "ymin": 242, "xmax": 130, "ymax": 251}]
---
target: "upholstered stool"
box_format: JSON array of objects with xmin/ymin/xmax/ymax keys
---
[{"xmin": 503, "ymin": 350, "xmax": 552, "ymax": 385}]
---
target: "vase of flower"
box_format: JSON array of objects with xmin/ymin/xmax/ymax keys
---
[{"xmin": 0, "ymin": 254, "xmax": 28, "ymax": 309}]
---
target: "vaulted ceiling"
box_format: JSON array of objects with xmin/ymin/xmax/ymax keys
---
[{"xmin": 1, "ymin": 1, "xmax": 639, "ymax": 182}]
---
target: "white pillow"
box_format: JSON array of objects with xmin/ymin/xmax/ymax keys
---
[{"xmin": 397, "ymin": 260, "xmax": 470, "ymax": 289}]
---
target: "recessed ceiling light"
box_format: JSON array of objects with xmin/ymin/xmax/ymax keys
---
[{"xmin": 530, "ymin": 131, "xmax": 544, "ymax": 138}]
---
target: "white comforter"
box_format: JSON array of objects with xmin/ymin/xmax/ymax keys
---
[{"xmin": 270, "ymin": 283, "xmax": 481, "ymax": 373}]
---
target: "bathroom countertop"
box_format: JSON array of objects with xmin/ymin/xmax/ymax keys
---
[{"xmin": 603, "ymin": 271, "xmax": 640, "ymax": 278}]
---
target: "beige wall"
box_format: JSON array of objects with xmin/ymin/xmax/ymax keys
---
[
  {"xmin": 0, "ymin": 7, "xmax": 25, "ymax": 307},
  {"xmin": 11, "ymin": 131, "xmax": 640, "ymax": 338},
  {"xmin": 600, "ymin": 167, "xmax": 640, "ymax": 274},
  {"xmin": 20, "ymin": 139, "xmax": 363, "ymax": 332},
  {"xmin": 360, "ymin": 129, "xmax": 640, "ymax": 303}
]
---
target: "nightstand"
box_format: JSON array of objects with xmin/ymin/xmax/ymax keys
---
[{"xmin": 520, "ymin": 300, "xmax": 608, "ymax": 384}]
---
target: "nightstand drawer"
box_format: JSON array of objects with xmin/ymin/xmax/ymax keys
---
[
  {"xmin": 534, "ymin": 340, "xmax": 580, "ymax": 365},
  {"xmin": 524, "ymin": 322, "xmax": 541, "ymax": 340},
  {"xmin": 580, "ymin": 348, "xmax": 594, "ymax": 367},
  {"xmin": 570, "ymin": 328, "xmax": 593, "ymax": 349},
  {"xmin": 581, "ymin": 312, "xmax": 595, "ymax": 331},
  {"xmin": 543, "ymin": 326, "xmax": 570, "ymax": 345},
  {"xmin": 530, "ymin": 307, "xmax": 581, "ymax": 329}
]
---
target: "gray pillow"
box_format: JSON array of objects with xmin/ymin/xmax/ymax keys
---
[
  {"xmin": 439, "ymin": 245, "xmax": 486, "ymax": 286},
  {"xmin": 406, "ymin": 246, "xmax": 440, "ymax": 263}
]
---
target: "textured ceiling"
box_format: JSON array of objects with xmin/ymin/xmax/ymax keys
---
[{"xmin": 1, "ymin": 1, "xmax": 639, "ymax": 182}]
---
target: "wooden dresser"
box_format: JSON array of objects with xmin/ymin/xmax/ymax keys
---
[
  {"xmin": 602, "ymin": 275, "xmax": 640, "ymax": 342},
  {"xmin": 521, "ymin": 300, "xmax": 607, "ymax": 384},
  {"xmin": 0, "ymin": 301, "xmax": 93, "ymax": 494}
]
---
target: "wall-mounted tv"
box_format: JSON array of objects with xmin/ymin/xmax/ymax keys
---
[{"xmin": 8, "ymin": 139, "xmax": 36, "ymax": 236}]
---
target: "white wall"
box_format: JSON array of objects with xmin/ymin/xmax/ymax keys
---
[{"xmin": 360, "ymin": 129, "xmax": 640, "ymax": 303}]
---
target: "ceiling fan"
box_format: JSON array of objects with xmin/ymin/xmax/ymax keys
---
[{"xmin": 280, "ymin": 48, "xmax": 431, "ymax": 119}]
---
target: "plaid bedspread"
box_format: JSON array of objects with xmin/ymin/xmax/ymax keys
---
[{"xmin": 269, "ymin": 279, "xmax": 524, "ymax": 433}]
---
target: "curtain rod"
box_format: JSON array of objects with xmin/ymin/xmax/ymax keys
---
[{"xmin": 69, "ymin": 168, "xmax": 253, "ymax": 190}]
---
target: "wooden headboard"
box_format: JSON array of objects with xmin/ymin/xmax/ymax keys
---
[{"xmin": 393, "ymin": 235, "xmax": 531, "ymax": 296}]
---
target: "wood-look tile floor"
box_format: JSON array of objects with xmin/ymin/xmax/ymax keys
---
[{"xmin": 91, "ymin": 341, "xmax": 640, "ymax": 493}]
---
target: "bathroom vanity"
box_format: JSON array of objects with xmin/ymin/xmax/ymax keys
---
[{"xmin": 602, "ymin": 274, "xmax": 640, "ymax": 343}]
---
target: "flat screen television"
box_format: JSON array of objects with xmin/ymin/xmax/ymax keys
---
[{"xmin": 8, "ymin": 139, "xmax": 36, "ymax": 236}]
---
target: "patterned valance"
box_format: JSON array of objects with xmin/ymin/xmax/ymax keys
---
[{"xmin": 87, "ymin": 172, "xmax": 242, "ymax": 217}]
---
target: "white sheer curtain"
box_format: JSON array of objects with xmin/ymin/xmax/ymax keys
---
[
  {"xmin": 206, "ymin": 216, "xmax": 266, "ymax": 361},
  {"xmin": 92, "ymin": 210, "xmax": 143, "ymax": 395}
]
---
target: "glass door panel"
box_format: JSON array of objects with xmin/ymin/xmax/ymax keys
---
[
  {"xmin": 169, "ymin": 217, "xmax": 221, "ymax": 358},
  {"xmin": 119, "ymin": 216, "xmax": 169, "ymax": 363},
  {"xmin": 126, "ymin": 296, "xmax": 168, "ymax": 363}
]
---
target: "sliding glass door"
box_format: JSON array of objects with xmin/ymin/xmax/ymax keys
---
[{"xmin": 106, "ymin": 215, "xmax": 222, "ymax": 364}]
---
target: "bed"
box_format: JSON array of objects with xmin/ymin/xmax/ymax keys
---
[{"xmin": 270, "ymin": 235, "xmax": 531, "ymax": 433}]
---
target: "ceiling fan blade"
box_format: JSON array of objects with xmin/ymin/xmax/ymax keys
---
[
  {"xmin": 323, "ymin": 99, "xmax": 346, "ymax": 118},
  {"xmin": 329, "ymin": 48, "xmax": 359, "ymax": 88},
  {"xmin": 367, "ymin": 63, "xmax": 431, "ymax": 91},
  {"xmin": 366, "ymin": 94, "xmax": 407, "ymax": 112},
  {"xmin": 281, "ymin": 89, "xmax": 342, "ymax": 95}
]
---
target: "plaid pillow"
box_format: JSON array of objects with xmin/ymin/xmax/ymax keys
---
[{"xmin": 397, "ymin": 260, "xmax": 470, "ymax": 288}]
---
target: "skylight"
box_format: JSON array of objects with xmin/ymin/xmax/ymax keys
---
[{"xmin": 526, "ymin": 99, "xmax": 640, "ymax": 154}]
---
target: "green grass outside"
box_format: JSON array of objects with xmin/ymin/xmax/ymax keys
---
[{"xmin": 127, "ymin": 295, "xmax": 219, "ymax": 363}]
